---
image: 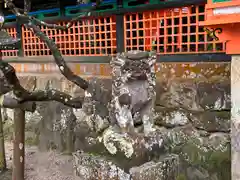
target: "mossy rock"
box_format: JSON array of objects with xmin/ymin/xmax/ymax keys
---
[
  {"xmin": 161, "ymin": 125, "xmax": 230, "ymax": 180},
  {"xmin": 25, "ymin": 131, "xmax": 39, "ymax": 146},
  {"xmin": 176, "ymin": 174, "xmax": 187, "ymax": 180},
  {"xmin": 3, "ymin": 120, "xmax": 13, "ymax": 140},
  {"xmin": 173, "ymin": 136, "xmax": 230, "ymax": 180}
]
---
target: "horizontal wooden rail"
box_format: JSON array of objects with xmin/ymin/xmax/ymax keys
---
[{"xmin": 2, "ymin": 54, "xmax": 231, "ymax": 63}]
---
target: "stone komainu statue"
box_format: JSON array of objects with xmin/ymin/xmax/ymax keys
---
[{"xmin": 110, "ymin": 50, "xmax": 157, "ymax": 135}]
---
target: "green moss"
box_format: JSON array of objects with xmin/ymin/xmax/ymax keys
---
[
  {"xmin": 88, "ymin": 152, "xmax": 100, "ymax": 156},
  {"xmin": 207, "ymin": 144, "xmax": 231, "ymax": 179},
  {"xmin": 0, "ymin": 152, "xmax": 6, "ymax": 169},
  {"xmin": 3, "ymin": 121, "xmax": 13, "ymax": 140},
  {"xmin": 176, "ymin": 174, "xmax": 187, "ymax": 180},
  {"xmin": 25, "ymin": 136, "xmax": 38, "ymax": 146},
  {"xmin": 173, "ymin": 137, "xmax": 231, "ymax": 180}
]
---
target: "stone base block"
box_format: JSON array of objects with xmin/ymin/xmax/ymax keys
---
[
  {"xmin": 130, "ymin": 154, "xmax": 179, "ymax": 180},
  {"xmin": 73, "ymin": 152, "xmax": 180, "ymax": 180}
]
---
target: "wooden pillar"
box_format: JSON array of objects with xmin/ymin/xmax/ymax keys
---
[{"xmin": 12, "ymin": 109, "xmax": 25, "ymax": 180}]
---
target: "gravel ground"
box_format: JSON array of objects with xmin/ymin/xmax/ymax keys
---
[{"xmin": 0, "ymin": 142, "xmax": 76, "ymax": 180}]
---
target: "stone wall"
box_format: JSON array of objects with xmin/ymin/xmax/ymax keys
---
[{"xmin": 3, "ymin": 62, "xmax": 230, "ymax": 180}]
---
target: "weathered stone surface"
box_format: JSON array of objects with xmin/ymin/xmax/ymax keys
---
[
  {"xmin": 73, "ymin": 152, "xmax": 180, "ymax": 180},
  {"xmin": 73, "ymin": 109, "xmax": 108, "ymax": 153},
  {"xmin": 196, "ymin": 80, "xmax": 230, "ymax": 110},
  {"xmin": 130, "ymin": 154, "xmax": 180, "ymax": 180},
  {"xmin": 101, "ymin": 126, "xmax": 165, "ymax": 169},
  {"xmin": 158, "ymin": 80, "xmax": 202, "ymax": 111},
  {"xmin": 72, "ymin": 124, "xmax": 230, "ymax": 180},
  {"xmin": 2, "ymin": 61, "xmax": 230, "ymax": 180},
  {"xmin": 155, "ymin": 63, "xmax": 229, "ymax": 80},
  {"xmin": 155, "ymin": 107, "xmax": 230, "ymax": 132},
  {"xmin": 190, "ymin": 111, "xmax": 230, "ymax": 132},
  {"xmin": 72, "ymin": 125, "xmax": 166, "ymax": 171},
  {"xmin": 154, "ymin": 107, "xmax": 189, "ymax": 128},
  {"xmin": 27, "ymin": 101, "xmax": 76, "ymax": 152},
  {"xmin": 73, "ymin": 151, "xmax": 130, "ymax": 180},
  {"xmin": 166, "ymin": 126, "xmax": 230, "ymax": 180},
  {"xmin": 25, "ymin": 131, "xmax": 38, "ymax": 145},
  {"xmin": 157, "ymin": 78, "xmax": 230, "ymax": 111}
]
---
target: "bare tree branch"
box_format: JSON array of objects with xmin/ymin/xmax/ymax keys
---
[
  {"xmin": 19, "ymin": 90, "xmax": 84, "ymax": 108},
  {"xmin": 24, "ymin": 0, "xmax": 31, "ymax": 13},
  {"xmin": 0, "ymin": 60, "xmax": 84, "ymax": 109},
  {"xmin": 0, "ymin": 0, "xmax": 92, "ymax": 110},
  {"xmin": 0, "ymin": 95, "xmax": 35, "ymax": 112},
  {"xmin": 0, "ymin": 0, "xmax": 117, "ymax": 113},
  {"xmin": 0, "ymin": 60, "xmax": 30, "ymax": 98},
  {"xmin": 4, "ymin": 0, "xmax": 21, "ymax": 16},
  {"xmin": 5, "ymin": 0, "xmax": 89, "ymax": 90},
  {"xmin": 25, "ymin": 24, "xmax": 89, "ymax": 90}
]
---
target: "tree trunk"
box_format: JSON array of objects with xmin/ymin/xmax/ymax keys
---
[
  {"xmin": 0, "ymin": 107, "xmax": 7, "ymax": 172},
  {"xmin": 12, "ymin": 109, "xmax": 25, "ymax": 180}
]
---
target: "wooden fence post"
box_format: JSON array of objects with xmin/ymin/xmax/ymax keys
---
[{"xmin": 12, "ymin": 108, "xmax": 25, "ymax": 180}]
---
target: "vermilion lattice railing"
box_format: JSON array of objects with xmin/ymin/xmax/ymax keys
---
[
  {"xmin": 3, "ymin": 5, "xmax": 226, "ymax": 57},
  {"xmin": 22, "ymin": 16, "xmax": 117, "ymax": 56},
  {"xmin": 124, "ymin": 5, "xmax": 225, "ymax": 54}
]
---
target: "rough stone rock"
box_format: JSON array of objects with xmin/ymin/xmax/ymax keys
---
[
  {"xmin": 157, "ymin": 79, "xmax": 230, "ymax": 111},
  {"xmin": 166, "ymin": 126, "xmax": 231, "ymax": 180},
  {"xmin": 72, "ymin": 124, "xmax": 166, "ymax": 171},
  {"xmin": 73, "ymin": 107, "xmax": 110, "ymax": 153},
  {"xmin": 73, "ymin": 151, "xmax": 130, "ymax": 180},
  {"xmin": 190, "ymin": 111, "xmax": 230, "ymax": 133},
  {"xmin": 196, "ymin": 80, "xmax": 230, "ymax": 110},
  {"xmin": 3, "ymin": 104, "xmax": 230, "ymax": 180},
  {"xmin": 33, "ymin": 101, "xmax": 76, "ymax": 152},
  {"xmin": 154, "ymin": 106, "xmax": 230, "ymax": 133},
  {"xmin": 130, "ymin": 154, "xmax": 180, "ymax": 180},
  {"xmin": 159, "ymin": 80, "xmax": 203, "ymax": 111},
  {"xmin": 1, "ymin": 67, "xmax": 230, "ymax": 180},
  {"xmin": 101, "ymin": 126, "xmax": 165, "ymax": 170},
  {"xmin": 73, "ymin": 152, "xmax": 180, "ymax": 180},
  {"xmin": 186, "ymin": 166, "xmax": 211, "ymax": 180},
  {"xmin": 25, "ymin": 131, "xmax": 38, "ymax": 145},
  {"xmin": 154, "ymin": 107, "xmax": 189, "ymax": 128}
]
